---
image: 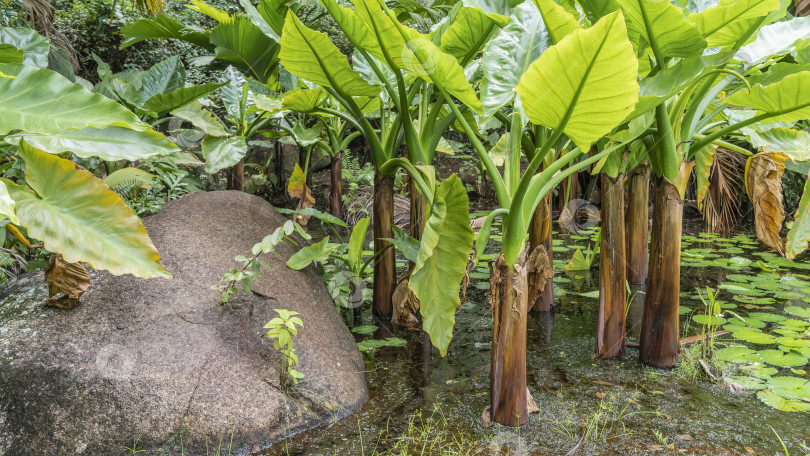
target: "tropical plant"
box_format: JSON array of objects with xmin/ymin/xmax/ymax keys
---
[
  {"xmin": 217, "ymin": 218, "xmax": 309, "ymax": 304},
  {"xmin": 277, "ymin": 0, "xmax": 504, "ymax": 322},
  {"xmin": 264, "ymin": 308, "xmax": 305, "ymax": 389},
  {"xmin": 0, "ymin": 25, "xmax": 174, "ymax": 280}
]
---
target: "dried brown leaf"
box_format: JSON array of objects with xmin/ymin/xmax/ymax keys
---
[
  {"xmin": 44, "ymin": 254, "xmax": 90, "ymax": 309},
  {"xmin": 746, "ymin": 153, "xmax": 786, "ymax": 254}
]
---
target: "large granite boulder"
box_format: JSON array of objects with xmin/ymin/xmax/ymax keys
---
[{"xmin": 0, "ymin": 191, "xmax": 367, "ymax": 455}]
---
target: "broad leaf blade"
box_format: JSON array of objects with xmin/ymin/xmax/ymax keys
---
[
  {"xmin": 141, "ymin": 81, "xmax": 227, "ymax": 117},
  {"xmin": 723, "ymin": 72, "xmax": 810, "ymax": 123},
  {"xmin": 210, "ymin": 17, "xmax": 280, "ymax": 83},
  {"xmin": 280, "ymin": 12, "xmax": 380, "ymax": 97},
  {"xmin": 348, "ymin": 216, "xmax": 370, "ymax": 270},
  {"xmin": 0, "ymin": 27, "xmax": 49, "ymax": 68},
  {"xmin": 480, "ymin": 1, "xmax": 551, "ymax": 117},
  {"xmin": 202, "ymin": 136, "xmax": 249, "ymax": 173},
  {"xmin": 120, "ymin": 14, "xmax": 214, "ymax": 51},
  {"xmin": 409, "ymin": 175, "xmax": 473, "ymax": 356},
  {"xmin": 7, "ymin": 127, "xmax": 180, "ymax": 160},
  {"xmin": 687, "ymin": 0, "xmax": 779, "ymax": 48},
  {"xmin": 171, "ymin": 101, "xmax": 230, "ymax": 137},
  {"xmin": 286, "ymin": 236, "xmax": 335, "ymax": 269},
  {"xmin": 786, "ymin": 174, "xmax": 810, "ymax": 259},
  {"xmin": 6, "ymin": 142, "xmax": 170, "ymax": 278},
  {"xmin": 515, "ymin": 11, "xmax": 639, "ymax": 152},
  {"xmin": 0, "ymin": 64, "xmax": 148, "ymax": 135},
  {"xmin": 618, "ymin": 0, "xmax": 706, "ymax": 58}
]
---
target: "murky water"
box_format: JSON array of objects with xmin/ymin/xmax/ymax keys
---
[{"xmin": 262, "ymin": 224, "xmax": 810, "ymax": 456}]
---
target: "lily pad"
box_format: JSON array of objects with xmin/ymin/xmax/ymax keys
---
[
  {"xmin": 776, "ymin": 337, "xmax": 810, "ymax": 349},
  {"xmin": 748, "ymin": 312, "xmax": 787, "ymax": 323},
  {"xmin": 693, "ymin": 314, "xmax": 726, "ymax": 326},
  {"xmin": 715, "ymin": 346, "xmax": 760, "ymax": 363},
  {"xmin": 757, "ymin": 350, "xmax": 808, "ymax": 367},
  {"xmin": 726, "ymin": 376, "xmax": 768, "ymax": 390},
  {"xmin": 757, "ymin": 391, "xmax": 810, "ymax": 412},
  {"xmin": 785, "ymin": 306, "xmax": 810, "ymax": 319},
  {"xmin": 733, "ymin": 331, "xmax": 777, "ymax": 344},
  {"xmin": 767, "ymin": 377, "xmax": 810, "ymax": 400}
]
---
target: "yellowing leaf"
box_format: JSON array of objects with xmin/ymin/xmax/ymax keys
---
[{"xmin": 4, "ymin": 141, "xmax": 170, "ymax": 279}]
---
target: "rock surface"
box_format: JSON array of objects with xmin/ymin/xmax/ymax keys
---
[{"xmin": 0, "ymin": 191, "xmax": 367, "ymax": 455}]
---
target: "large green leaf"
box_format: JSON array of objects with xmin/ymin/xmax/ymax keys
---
[
  {"xmin": 139, "ymin": 56, "xmax": 186, "ymax": 103},
  {"xmin": 3, "ymin": 142, "xmax": 170, "ymax": 279},
  {"xmin": 461, "ymin": 0, "xmax": 522, "ymax": 16},
  {"xmin": 0, "ymin": 44, "xmax": 23, "ymax": 65},
  {"xmin": 618, "ymin": 0, "xmax": 706, "ymax": 58},
  {"xmin": 279, "ymin": 12, "xmax": 380, "ymax": 97},
  {"xmin": 409, "ymin": 175, "xmax": 473, "ymax": 356},
  {"xmin": 286, "ymin": 237, "xmax": 337, "ymax": 269},
  {"xmin": 480, "ymin": 1, "xmax": 551, "ymax": 118},
  {"xmin": 735, "ymin": 16, "xmax": 810, "ymax": 65},
  {"xmin": 239, "ymin": 0, "xmax": 281, "ymax": 41},
  {"xmin": 6, "ymin": 127, "xmax": 180, "ymax": 160},
  {"xmin": 516, "ymin": 11, "xmax": 639, "ymax": 152},
  {"xmin": 437, "ymin": 6, "xmax": 508, "ymax": 65},
  {"xmin": 0, "ymin": 27, "xmax": 49, "ymax": 68},
  {"xmin": 171, "ymin": 101, "xmax": 230, "ymax": 137},
  {"xmin": 257, "ymin": 0, "xmax": 289, "ymax": 37},
  {"xmin": 120, "ymin": 14, "xmax": 214, "ymax": 51},
  {"xmin": 786, "ymin": 174, "xmax": 810, "ymax": 259},
  {"xmin": 0, "ymin": 64, "xmax": 148, "ymax": 135},
  {"xmin": 282, "ymin": 87, "xmax": 328, "ymax": 113},
  {"xmin": 353, "ymin": 0, "xmax": 483, "ymax": 113},
  {"xmin": 210, "ymin": 17, "xmax": 280, "ymax": 83},
  {"xmin": 687, "ymin": 0, "xmax": 779, "ymax": 48},
  {"xmin": 757, "ymin": 128, "xmax": 810, "ymax": 161},
  {"xmin": 722, "ymin": 72, "xmax": 810, "ymax": 123},
  {"xmin": 576, "ymin": 0, "xmax": 620, "ymax": 22},
  {"xmin": 202, "ymin": 136, "xmax": 249, "ymax": 173},
  {"xmin": 532, "ymin": 0, "xmax": 581, "ymax": 44},
  {"xmin": 141, "ymin": 82, "xmax": 227, "ymax": 117}
]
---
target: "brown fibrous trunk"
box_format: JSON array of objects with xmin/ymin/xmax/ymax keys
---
[
  {"xmin": 330, "ymin": 151, "xmax": 343, "ymax": 219},
  {"xmin": 230, "ymin": 159, "xmax": 245, "ymax": 192},
  {"xmin": 373, "ymin": 172, "xmax": 395, "ymax": 318},
  {"xmin": 597, "ymin": 173, "xmax": 627, "ymax": 359},
  {"xmin": 529, "ymin": 193, "xmax": 554, "ymax": 311},
  {"xmin": 490, "ymin": 252, "xmax": 529, "ymax": 427},
  {"xmin": 626, "ymin": 164, "xmax": 650, "ymax": 284},
  {"xmin": 639, "ymin": 177, "xmax": 683, "ymax": 368}
]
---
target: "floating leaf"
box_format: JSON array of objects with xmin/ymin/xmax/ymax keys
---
[
  {"xmin": 733, "ymin": 331, "xmax": 777, "ymax": 344},
  {"xmin": 757, "ymin": 350, "xmax": 808, "ymax": 367},
  {"xmin": 715, "ymin": 346, "xmax": 759, "ymax": 363},
  {"xmin": 757, "ymin": 391, "xmax": 810, "ymax": 412}
]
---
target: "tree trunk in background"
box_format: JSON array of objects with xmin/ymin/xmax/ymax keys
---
[
  {"xmin": 230, "ymin": 159, "xmax": 245, "ymax": 192},
  {"xmin": 529, "ymin": 193, "xmax": 554, "ymax": 311},
  {"xmin": 597, "ymin": 174, "xmax": 627, "ymax": 359},
  {"xmin": 490, "ymin": 253, "xmax": 529, "ymax": 427},
  {"xmin": 330, "ymin": 151, "xmax": 343, "ymax": 219},
  {"xmin": 626, "ymin": 164, "xmax": 650, "ymax": 285},
  {"xmin": 639, "ymin": 177, "xmax": 683, "ymax": 368},
  {"xmin": 373, "ymin": 172, "xmax": 395, "ymax": 318}
]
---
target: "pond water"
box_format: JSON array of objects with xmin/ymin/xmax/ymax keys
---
[{"xmin": 262, "ymin": 221, "xmax": 810, "ymax": 456}]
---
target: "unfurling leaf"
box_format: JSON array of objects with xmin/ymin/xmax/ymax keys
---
[
  {"xmin": 745, "ymin": 153, "xmax": 786, "ymax": 255},
  {"xmin": 44, "ymin": 254, "xmax": 91, "ymax": 309}
]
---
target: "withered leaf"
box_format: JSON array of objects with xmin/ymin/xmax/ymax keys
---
[
  {"xmin": 44, "ymin": 254, "xmax": 90, "ymax": 309},
  {"xmin": 746, "ymin": 153, "xmax": 786, "ymax": 255}
]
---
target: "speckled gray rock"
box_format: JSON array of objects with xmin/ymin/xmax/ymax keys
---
[{"xmin": 0, "ymin": 191, "xmax": 367, "ymax": 455}]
